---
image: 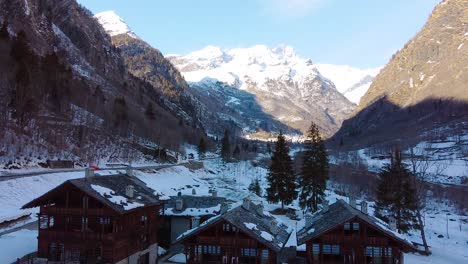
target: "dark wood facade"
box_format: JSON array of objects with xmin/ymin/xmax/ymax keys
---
[
  {"xmin": 31, "ymin": 182, "xmax": 162, "ymax": 263},
  {"xmin": 180, "ymin": 219, "xmax": 278, "ymax": 264},
  {"xmin": 301, "ymin": 216, "xmax": 408, "ymax": 264}
]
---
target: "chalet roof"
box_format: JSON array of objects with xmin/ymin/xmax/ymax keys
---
[
  {"xmin": 22, "ymin": 174, "xmax": 162, "ymax": 213},
  {"xmin": 164, "ymin": 195, "xmax": 230, "ymax": 216},
  {"xmin": 297, "ymin": 199, "xmax": 414, "ymax": 250},
  {"xmin": 176, "ymin": 199, "xmax": 293, "ymax": 252}
]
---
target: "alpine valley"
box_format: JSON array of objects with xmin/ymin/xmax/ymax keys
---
[{"xmin": 0, "ymin": 0, "xmax": 467, "ymax": 264}]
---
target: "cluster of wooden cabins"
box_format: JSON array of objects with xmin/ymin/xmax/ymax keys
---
[{"xmin": 21, "ymin": 171, "xmax": 415, "ymax": 264}]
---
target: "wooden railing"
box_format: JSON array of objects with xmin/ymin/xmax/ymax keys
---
[
  {"xmin": 39, "ymin": 229, "xmax": 115, "ymax": 242},
  {"xmin": 321, "ymin": 234, "xmax": 389, "ymax": 245},
  {"xmin": 41, "ymin": 207, "xmax": 114, "ymax": 216},
  {"xmin": 197, "ymin": 236, "xmax": 257, "ymax": 247}
]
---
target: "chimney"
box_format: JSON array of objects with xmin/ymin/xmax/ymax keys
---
[
  {"xmin": 191, "ymin": 216, "xmax": 200, "ymax": 228},
  {"xmin": 242, "ymin": 197, "xmax": 251, "ymax": 211},
  {"xmin": 125, "ymin": 185, "xmax": 135, "ymax": 198},
  {"xmin": 192, "ymin": 188, "xmax": 196, "ymax": 195},
  {"xmin": 349, "ymin": 197, "xmax": 356, "ymax": 208},
  {"xmin": 305, "ymin": 214, "xmax": 314, "ymax": 227},
  {"xmin": 389, "ymin": 216, "xmax": 397, "ymax": 231},
  {"xmin": 126, "ymin": 167, "xmax": 133, "ymax": 177},
  {"xmin": 322, "ymin": 200, "xmax": 329, "ymax": 212},
  {"xmin": 361, "ymin": 201, "xmax": 368, "ymax": 214},
  {"xmin": 270, "ymin": 219, "xmax": 279, "ymax": 235},
  {"xmin": 220, "ymin": 202, "xmax": 229, "ymax": 214},
  {"xmin": 212, "ymin": 190, "xmax": 218, "ymax": 197},
  {"xmin": 85, "ymin": 168, "xmax": 94, "ymax": 179},
  {"xmin": 175, "ymin": 197, "xmax": 184, "ymax": 211},
  {"xmin": 256, "ymin": 202, "xmax": 264, "ymax": 216}
]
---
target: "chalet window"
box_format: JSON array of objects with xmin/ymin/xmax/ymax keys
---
[
  {"xmin": 353, "ymin": 222, "xmax": 360, "ymax": 231},
  {"xmin": 82, "ymin": 196, "xmax": 89, "ymax": 209},
  {"xmin": 223, "ymin": 223, "xmax": 238, "ymax": 232},
  {"xmin": 49, "ymin": 243, "xmax": 64, "ymax": 261},
  {"xmin": 366, "ymin": 246, "xmax": 383, "ymax": 257},
  {"xmin": 261, "ymin": 249, "xmax": 269, "ymax": 263},
  {"xmin": 344, "ymin": 222, "xmax": 351, "ymax": 230},
  {"xmin": 95, "ymin": 247, "xmax": 102, "ymax": 258},
  {"xmin": 323, "ymin": 244, "xmax": 340, "ymax": 255},
  {"xmin": 49, "ymin": 215, "xmax": 55, "ymax": 228},
  {"xmin": 202, "ymin": 245, "xmax": 220, "ymax": 255},
  {"xmin": 312, "ymin": 244, "xmax": 320, "ymax": 255},
  {"xmin": 196, "ymin": 245, "xmax": 203, "ymax": 255},
  {"xmin": 384, "ymin": 247, "xmax": 392, "ymax": 257},
  {"xmin": 141, "ymin": 214, "xmax": 148, "ymax": 226},
  {"xmin": 140, "ymin": 234, "xmax": 148, "ymax": 242},
  {"xmin": 40, "ymin": 215, "xmax": 48, "ymax": 229},
  {"xmin": 81, "ymin": 217, "xmax": 88, "ymax": 231},
  {"xmin": 99, "ymin": 217, "xmax": 111, "ymax": 225},
  {"xmin": 241, "ymin": 248, "xmax": 257, "ymax": 257}
]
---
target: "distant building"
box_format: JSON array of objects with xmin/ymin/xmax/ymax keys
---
[
  {"xmin": 297, "ymin": 199, "xmax": 415, "ymax": 264},
  {"xmin": 176, "ymin": 197, "xmax": 295, "ymax": 264},
  {"xmin": 22, "ymin": 172, "xmax": 164, "ymax": 264},
  {"xmin": 160, "ymin": 192, "xmax": 230, "ymax": 247}
]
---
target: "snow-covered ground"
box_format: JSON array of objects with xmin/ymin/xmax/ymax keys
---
[
  {"xmin": 334, "ymin": 134, "xmax": 468, "ymax": 185},
  {"xmin": 0, "ymin": 153, "xmax": 466, "ymax": 263}
]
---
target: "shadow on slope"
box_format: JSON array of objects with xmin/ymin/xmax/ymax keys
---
[
  {"xmin": 188, "ymin": 78, "xmax": 300, "ymax": 137},
  {"xmin": 328, "ymin": 97, "xmax": 468, "ymax": 151}
]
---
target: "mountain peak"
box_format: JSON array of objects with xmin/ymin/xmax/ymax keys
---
[{"xmin": 95, "ymin": 10, "xmax": 136, "ymax": 38}]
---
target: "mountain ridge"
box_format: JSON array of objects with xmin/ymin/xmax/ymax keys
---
[{"xmin": 168, "ymin": 44, "xmax": 356, "ymax": 136}]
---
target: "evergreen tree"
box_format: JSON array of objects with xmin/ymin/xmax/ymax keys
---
[
  {"xmin": 376, "ymin": 150, "xmax": 418, "ymax": 233},
  {"xmin": 233, "ymin": 145, "xmax": 241, "ymax": 160},
  {"xmin": 266, "ymin": 131, "xmax": 297, "ymax": 209},
  {"xmin": 248, "ymin": 178, "xmax": 262, "ymax": 197},
  {"xmin": 298, "ymin": 122, "xmax": 329, "ymax": 212},
  {"xmin": 198, "ymin": 137, "xmax": 207, "ymax": 159},
  {"xmin": 145, "ymin": 102, "xmax": 155, "ymax": 120},
  {"xmin": 221, "ymin": 129, "xmax": 231, "ymax": 162}
]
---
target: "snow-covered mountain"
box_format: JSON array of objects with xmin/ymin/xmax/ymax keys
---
[
  {"xmin": 315, "ymin": 64, "xmax": 381, "ymax": 104},
  {"xmin": 95, "ymin": 11, "xmax": 137, "ymax": 38},
  {"xmin": 168, "ymin": 45, "xmax": 356, "ymax": 135}
]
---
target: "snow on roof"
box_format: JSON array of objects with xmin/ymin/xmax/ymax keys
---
[
  {"xmin": 176, "ymin": 200, "xmax": 292, "ymax": 252},
  {"xmin": 91, "ymin": 184, "xmax": 144, "ymax": 211}
]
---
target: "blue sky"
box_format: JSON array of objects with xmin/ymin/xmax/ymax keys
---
[{"xmin": 77, "ymin": 0, "xmax": 441, "ymax": 68}]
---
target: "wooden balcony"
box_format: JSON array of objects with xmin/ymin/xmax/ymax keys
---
[
  {"xmin": 197, "ymin": 236, "xmax": 257, "ymax": 247},
  {"xmin": 321, "ymin": 234, "xmax": 389, "ymax": 246},
  {"xmin": 41, "ymin": 207, "xmax": 115, "ymax": 216},
  {"xmin": 39, "ymin": 229, "xmax": 115, "ymax": 242}
]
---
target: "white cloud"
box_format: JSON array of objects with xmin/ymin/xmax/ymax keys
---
[{"xmin": 261, "ymin": 0, "xmax": 326, "ymax": 19}]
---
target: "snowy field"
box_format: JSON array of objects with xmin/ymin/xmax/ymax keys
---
[{"xmin": 0, "ymin": 154, "xmax": 466, "ymax": 263}]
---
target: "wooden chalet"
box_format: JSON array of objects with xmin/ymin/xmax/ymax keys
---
[
  {"xmin": 176, "ymin": 198, "xmax": 295, "ymax": 264},
  {"xmin": 160, "ymin": 192, "xmax": 230, "ymax": 247},
  {"xmin": 297, "ymin": 199, "xmax": 415, "ymax": 264},
  {"xmin": 22, "ymin": 172, "xmax": 164, "ymax": 264}
]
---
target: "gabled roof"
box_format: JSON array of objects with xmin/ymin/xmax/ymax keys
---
[
  {"xmin": 176, "ymin": 200, "xmax": 293, "ymax": 252},
  {"xmin": 164, "ymin": 195, "xmax": 230, "ymax": 216},
  {"xmin": 22, "ymin": 174, "xmax": 162, "ymax": 214},
  {"xmin": 297, "ymin": 199, "xmax": 414, "ymax": 251}
]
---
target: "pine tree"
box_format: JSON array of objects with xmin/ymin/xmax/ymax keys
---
[
  {"xmin": 298, "ymin": 122, "xmax": 329, "ymax": 212},
  {"xmin": 221, "ymin": 129, "xmax": 231, "ymax": 162},
  {"xmin": 233, "ymin": 145, "xmax": 241, "ymax": 160},
  {"xmin": 266, "ymin": 131, "xmax": 297, "ymax": 209},
  {"xmin": 376, "ymin": 150, "xmax": 418, "ymax": 233},
  {"xmin": 248, "ymin": 178, "xmax": 262, "ymax": 197},
  {"xmin": 198, "ymin": 137, "xmax": 207, "ymax": 159},
  {"xmin": 145, "ymin": 102, "xmax": 155, "ymax": 120}
]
